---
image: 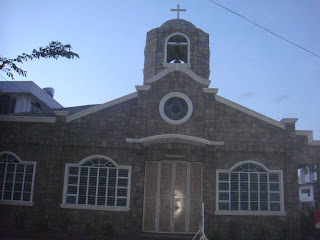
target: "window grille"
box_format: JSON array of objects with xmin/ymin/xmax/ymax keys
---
[
  {"xmin": 217, "ymin": 161, "xmax": 283, "ymax": 214},
  {"xmin": 62, "ymin": 156, "xmax": 131, "ymax": 210},
  {"xmin": 0, "ymin": 152, "xmax": 36, "ymax": 205}
]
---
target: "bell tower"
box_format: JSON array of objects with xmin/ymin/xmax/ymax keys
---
[{"xmin": 143, "ymin": 17, "xmax": 210, "ymax": 82}]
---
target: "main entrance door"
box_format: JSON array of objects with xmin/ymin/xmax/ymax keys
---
[{"xmin": 143, "ymin": 161, "xmax": 202, "ymax": 233}]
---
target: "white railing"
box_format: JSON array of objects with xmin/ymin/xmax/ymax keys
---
[{"xmin": 192, "ymin": 202, "xmax": 209, "ymax": 240}]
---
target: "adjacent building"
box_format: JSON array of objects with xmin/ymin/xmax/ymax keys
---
[{"xmin": 0, "ymin": 81, "xmax": 62, "ymax": 114}]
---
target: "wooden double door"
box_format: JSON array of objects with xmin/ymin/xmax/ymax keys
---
[{"xmin": 143, "ymin": 161, "xmax": 202, "ymax": 233}]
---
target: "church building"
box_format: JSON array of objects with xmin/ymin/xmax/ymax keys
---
[{"xmin": 1, "ymin": 13, "xmax": 320, "ymax": 240}]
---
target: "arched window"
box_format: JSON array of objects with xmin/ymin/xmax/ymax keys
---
[
  {"xmin": 61, "ymin": 155, "xmax": 131, "ymax": 211},
  {"xmin": 0, "ymin": 95, "xmax": 16, "ymax": 114},
  {"xmin": 216, "ymin": 161, "xmax": 284, "ymax": 215},
  {"xmin": 0, "ymin": 152, "xmax": 36, "ymax": 206},
  {"xmin": 164, "ymin": 33, "xmax": 190, "ymax": 65}
]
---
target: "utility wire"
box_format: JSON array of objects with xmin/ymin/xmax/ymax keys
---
[{"xmin": 207, "ymin": 0, "xmax": 320, "ymax": 58}]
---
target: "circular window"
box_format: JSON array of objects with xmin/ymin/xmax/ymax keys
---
[{"xmin": 159, "ymin": 92, "xmax": 193, "ymax": 125}]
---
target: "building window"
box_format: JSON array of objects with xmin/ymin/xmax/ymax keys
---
[
  {"xmin": 159, "ymin": 92, "xmax": 193, "ymax": 125},
  {"xmin": 216, "ymin": 161, "xmax": 285, "ymax": 216},
  {"xmin": 164, "ymin": 33, "xmax": 190, "ymax": 65},
  {"xmin": 61, "ymin": 155, "xmax": 131, "ymax": 211},
  {"xmin": 0, "ymin": 152, "xmax": 36, "ymax": 206},
  {"xmin": 31, "ymin": 102, "xmax": 41, "ymax": 112},
  {"xmin": 0, "ymin": 95, "xmax": 16, "ymax": 114}
]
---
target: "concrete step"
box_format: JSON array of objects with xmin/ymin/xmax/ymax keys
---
[{"xmin": 118, "ymin": 232, "xmax": 196, "ymax": 240}]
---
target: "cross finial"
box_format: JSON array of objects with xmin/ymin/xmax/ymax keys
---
[{"xmin": 171, "ymin": 4, "xmax": 186, "ymax": 19}]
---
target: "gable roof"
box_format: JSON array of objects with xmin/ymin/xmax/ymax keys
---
[
  {"xmin": 65, "ymin": 92, "xmax": 138, "ymax": 122},
  {"xmin": 0, "ymin": 90, "xmax": 286, "ymax": 130}
]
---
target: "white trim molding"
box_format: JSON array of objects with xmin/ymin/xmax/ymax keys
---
[
  {"xmin": 66, "ymin": 92, "xmax": 138, "ymax": 123},
  {"xmin": 203, "ymin": 88, "xmax": 219, "ymax": 94},
  {"xmin": 54, "ymin": 111, "xmax": 69, "ymax": 116},
  {"xmin": 126, "ymin": 134, "xmax": 224, "ymax": 148},
  {"xmin": 135, "ymin": 85, "xmax": 151, "ymax": 91},
  {"xmin": 144, "ymin": 65, "xmax": 211, "ymax": 86},
  {"xmin": 159, "ymin": 92, "xmax": 193, "ymax": 125},
  {"xmin": 0, "ymin": 116, "xmax": 56, "ymax": 123},
  {"xmin": 215, "ymin": 95, "xmax": 285, "ymax": 129},
  {"xmin": 296, "ymin": 130, "xmax": 320, "ymax": 145}
]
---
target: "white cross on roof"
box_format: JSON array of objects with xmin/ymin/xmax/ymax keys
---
[{"xmin": 170, "ymin": 4, "xmax": 186, "ymax": 19}]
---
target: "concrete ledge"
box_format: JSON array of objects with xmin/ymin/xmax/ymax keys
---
[
  {"xmin": 0, "ymin": 116, "xmax": 56, "ymax": 123},
  {"xmin": 203, "ymin": 88, "xmax": 218, "ymax": 94},
  {"xmin": 126, "ymin": 134, "xmax": 224, "ymax": 148},
  {"xmin": 135, "ymin": 85, "xmax": 151, "ymax": 91},
  {"xmin": 280, "ymin": 118, "xmax": 298, "ymax": 124},
  {"xmin": 60, "ymin": 203, "xmax": 130, "ymax": 211},
  {"xmin": 214, "ymin": 210, "xmax": 287, "ymax": 216},
  {"xmin": 54, "ymin": 111, "xmax": 69, "ymax": 116},
  {"xmin": 0, "ymin": 200, "xmax": 35, "ymax": 206}
]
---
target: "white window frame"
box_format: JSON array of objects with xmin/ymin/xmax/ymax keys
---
[
  {"xmin": 215, "ymin": 160, "xmax": 286, "ymax": 216},
  {"xmin": 0, "ymin": 151, "xmax": 36, "ymax": 206},
  {"xmin": 163, "ymin": 32, "xmax": 191, "ymax": 68},
  {"xmin": 61, "ymin": 155, "xmax": 131, "ymax": 211}
]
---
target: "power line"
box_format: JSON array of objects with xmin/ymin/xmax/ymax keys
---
[{"xmin": 207, "ymin": 0, "xmax": 320, "ymax": 58}]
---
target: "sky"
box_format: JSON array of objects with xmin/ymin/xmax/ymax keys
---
[{"xmin": 1, "ymin": 0, "xmax": 319, "ymax": 140}]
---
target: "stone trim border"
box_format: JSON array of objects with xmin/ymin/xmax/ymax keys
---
[
  {"xmin": 66, "ymin": 92, "xmax": 138, "ymax": 123},
  {"xmin": 215, "ymin": 95, "xmax": 285, "ymax": 129},
  {"xmin": 144, "ymin": 65, "xmax": 211, "ymax": 86},
  {"xmin": 296, "ymin": 130, "xmax": 320, "ymax": 145},
  {"xmin": 126, "ymin": 134, "xmax": 224, "ymax": 148}
]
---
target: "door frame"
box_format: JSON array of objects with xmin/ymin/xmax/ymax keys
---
[{"xmin": 142, "ymin": 160, "xmax": 203, "ymax": 234}]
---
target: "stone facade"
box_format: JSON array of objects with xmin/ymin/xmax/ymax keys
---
[{"xmin": 1, "ymin": 19, "xmax": 319, "ymax": 240}]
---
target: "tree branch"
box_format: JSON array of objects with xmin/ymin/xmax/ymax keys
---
[{"xmin": 0, "ymin": 41, "xmax": 79, "ymax": 79}]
